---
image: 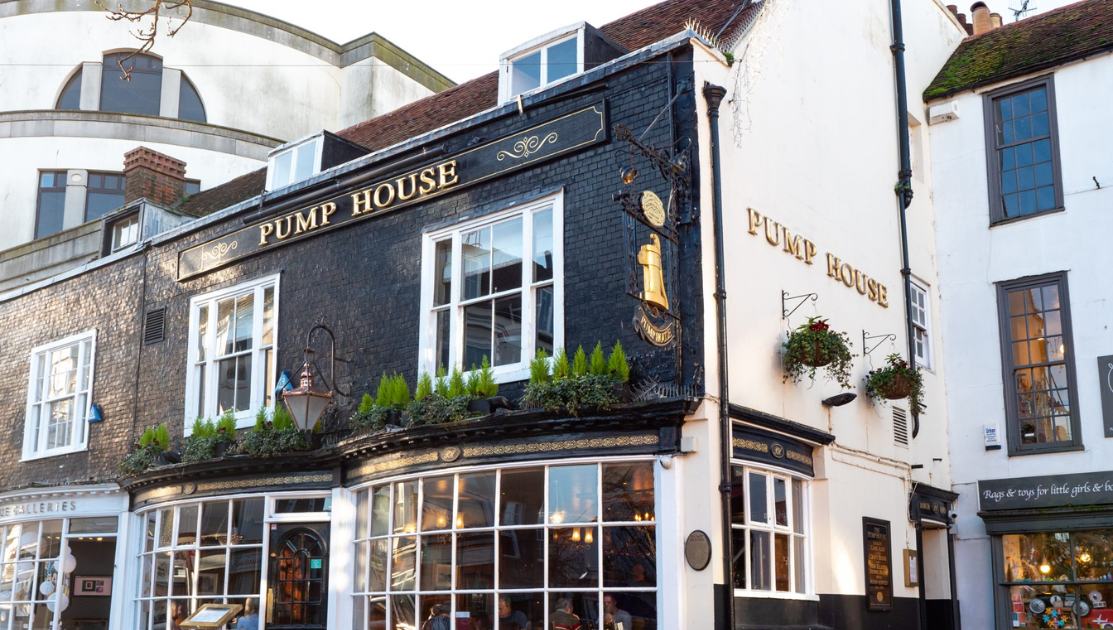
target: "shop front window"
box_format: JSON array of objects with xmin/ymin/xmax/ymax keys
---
[
  {"xmin": 134, "ymin": 498, "xmax": 265, "ymax": 630},
  {"xmin": 0, "ymin": 516, "xmax": 119, "ymax": 630},
  {"xmin": 1002, "ymin": 530, "xmax": 1113, "ymax": 629},
  {"xmin": 729, "ymin": 465, "xmax": 810, "ymax": 596},
  {"xmin": 352, "ymin": 461, "xmax": 657, "ymax": 630}
]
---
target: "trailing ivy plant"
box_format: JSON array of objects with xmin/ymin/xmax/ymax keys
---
[
  {"xmin": 237, "ymin": 404, "xmax": 310, "ymax": 458},
  {"xmin": 864, "ymin": 353, "xmax": 924, "ymax": 415},
  {"xmin": 521, "ymin": 341, "xmax": 629, "ymax": 414},
  {"xmin": 782, "ymin": 316, "xmax": 854, "ymax": 389}
]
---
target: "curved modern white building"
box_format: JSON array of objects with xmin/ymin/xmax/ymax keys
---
[{"xmin": 0, "ymin": 0, "xmax": 451, "ymax": 255}]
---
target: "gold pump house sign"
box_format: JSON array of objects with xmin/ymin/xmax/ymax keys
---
[
  {"xmin": 747, "ymin": 208, "xmax": 890, "ymax": 308},
  {"xmin": 178, "ymin": 104, "xmax": 607, "ymax": 280}
]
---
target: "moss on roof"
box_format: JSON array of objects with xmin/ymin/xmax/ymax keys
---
[{"xmin": 925, "ymin": 0, "xmax": 1113, "ymax": 101}]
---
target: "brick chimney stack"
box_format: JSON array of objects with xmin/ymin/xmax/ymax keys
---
[
  {"xmin": 123, "ymin": 147, "xmax": 187, "ymax": 206},
  {"xmin": 948, "ymin": 5, "xmax": 974, "ymax": 35},
  {"xmin": 971, "ymin": 2, "xmax": 995, "ymax": 35}
]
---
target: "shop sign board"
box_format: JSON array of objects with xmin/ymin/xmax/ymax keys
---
[
  {"xmin": 1098, "ymin": 355, "xmax": 1113, "ymax": 439},
  {"xmin": 863, "ymin": 517, "xmax": 893, "ymax": 611},
  {"xmin": 731, "ymin": 424, "xmax": 815, "ymax": 477},
  {"xmin": 178, "ymin": 103, "xmax": 608, "ymax": 280},
  {"xmin": 979, "ymin": 470, "xmax": 1113, "ymax": 512}
]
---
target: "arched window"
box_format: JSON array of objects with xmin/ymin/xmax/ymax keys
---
[
  {"xmin": 178, "ymin": 74, "xmax": 206, "ymax": 123},
  {"xmin": 53, "ymin": 53, "xmax": 207, "ymax": 123},
  {"xmin": 56, "ymin": 70, "xmax": 83, "ymax": 110},
  {"xmin": 100, "ymin": 52, "xmax": 164, "ymax": 116}
]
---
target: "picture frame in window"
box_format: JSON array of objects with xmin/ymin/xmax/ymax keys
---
[
  {"xmin": 74, "ymin": 576, "xmax": 112, "ymax": 597},
  {"xmin": 994, "ymin": 271, "xmax": 1082, "ymax": 456},
  {"xmin": 982, "ymin": 74, "xmax": 1064, "ymax": 225}
]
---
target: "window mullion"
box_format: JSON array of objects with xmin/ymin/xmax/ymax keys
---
[
  {"xmin": 450, "ymin": 233, "xmax": 463, "ymax": 372},
  {"xmin": 251, "ymin": 285, "xmax": 265, "ymax": 411}
]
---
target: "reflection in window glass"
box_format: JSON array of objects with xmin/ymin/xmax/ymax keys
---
[
  {"xmin": 547, "ymin": 37, "xmax": 578, "ymax": 82},
  {"xmin": 101, "ymin": 53, "xmax": 163, "ymax": 116},
  {"xmin": 730, "ymin": 465, "xmax": 810, "ymax": 595},
  {"xmin": 57, "ymin": 71, "xmax": 82, "ymax": 110},
  {"xmin": 424, "ymin": 197, "xmax": 560, "ymax": 378},
  {"xmin": 35, "ymin": 172, "xmax": 67, "ymax": 240},
  {"xmin": 178, "ymin": 75, "xmax": 206, "ymax": 123},
  {"xmin": 135, "ymin": 499, "xmax": 264, "ymax": 630},
  {"xmin": 1003, "ymin": 276, "xmax": 1074, "ymax": 447},
  {"xmin": 352, "ymin": 463, "xmax": 658, "ymax": 629},
  {"xmin": 549, "ymin": 465, "xmax": 597, "ymax": 524}
]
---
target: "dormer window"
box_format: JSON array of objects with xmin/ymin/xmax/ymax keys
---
[
  {"xmin": 267, "ymin": 136, "xmax": 322, "ymax": 192},
  {"xmin": 509, "ymin": 36, "xmax": 579, "ymax": 97},
  {"xmin": 499, "ymin": 23, "xmax": 626, "ymax": 103}
]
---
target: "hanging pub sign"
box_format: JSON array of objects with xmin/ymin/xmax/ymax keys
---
[
  {"xmin": 177, "ymin": 103, "xmax": 608, "ymax": 280},
  {"xmin": 863, "ymin": 517, "xmax": 893, "ymax": 611}
]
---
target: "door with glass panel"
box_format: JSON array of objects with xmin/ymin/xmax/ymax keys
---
[{"xmin": 267, "ymin": 525, "xmax": 328, "ymax": 630}]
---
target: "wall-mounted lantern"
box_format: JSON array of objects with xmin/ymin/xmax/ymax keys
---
[{"xmin": 283, "ymin": 325, "xmax": 348, "ymax": 432}]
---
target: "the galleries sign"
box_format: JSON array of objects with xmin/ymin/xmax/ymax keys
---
[
  {"xmin": 979, "ymin": 471, "xmax": 1113, "ymax": 512},
  {"xmin": 177, "ymin": 103, "xmax": 608, "ymax": 280}
]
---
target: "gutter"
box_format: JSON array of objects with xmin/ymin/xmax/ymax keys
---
[{"xmin": 702, "ymin": 82, "xmax": 734, "ymax": 630}]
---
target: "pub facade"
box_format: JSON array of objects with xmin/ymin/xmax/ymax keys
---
[{"xmin": 0, "ymin": 1, "xmax": 975, "ymax": 629}]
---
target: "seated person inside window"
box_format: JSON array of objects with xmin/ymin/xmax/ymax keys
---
[
  {"xmin": 498, "ymin": 597, "xmax": 531, "ymax": 630},
  {"xmin": 550, "ymin": 598, "xmax": 581, "ymax": 630},
  {"xmin": 234, "ymin": 600, "xmax": 259, "ymax": 630}
]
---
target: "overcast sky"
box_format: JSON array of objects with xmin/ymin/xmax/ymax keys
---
[{"xmin": 218, "ymin": 0, "xmax": 1079, "ymax": 84}]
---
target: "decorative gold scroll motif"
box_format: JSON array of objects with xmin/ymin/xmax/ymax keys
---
[
  {"xmin": 200, "ymin": 241, "xmax": 238, "ymax": 263},
  {"xmin": 462, "ymin": 434, "xmax": 658, "ymax": 458},
  {"xmin": 641, "ymin": 191, "xmax": 666, "ymax": 227},
  {"xmin": 732, "ymin": 437, "xmax": 770, "ymax": 453},
  {"xmin": 353, "ymin": 452, "xmax": 439, "ymax": 478},
  {"xmin": 497, "ymin": 132, "xmax": 559, "ymax": 161}
]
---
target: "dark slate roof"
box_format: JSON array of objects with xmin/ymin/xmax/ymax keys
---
[
  {"xmin": 179, "ymin": 0, "xmax": 753, "ymax": 217},
  {"xmin": 925, "ymin": 0, "xmax": 1113, "ymax": 100},
  {"xmin": 176, "ymin": 168, "xmax": 267, "ymax": 217}
]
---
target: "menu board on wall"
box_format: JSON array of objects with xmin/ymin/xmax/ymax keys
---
[
  {"xmin": 1099, "ymin": 355, "xmax": 1113, "ymax": 439},
  {"xmin": 863, "ymin": 517, "xmax": 893, "ymax": 611}
]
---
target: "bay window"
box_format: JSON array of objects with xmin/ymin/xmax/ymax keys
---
[
  {"xmin": 419, "ymin": 194, "xmax": 563, "ymax": 382},
  {"xmin": 730, "ymin": 465, "xmax": 810, "ymax": 596},
  {"xmin": 185, "ymin": 275, "xmax": 279, "ymax": 430},
  {"xmin": 352, "ymin": 460, "xmax": 658, "ymax": 630}
]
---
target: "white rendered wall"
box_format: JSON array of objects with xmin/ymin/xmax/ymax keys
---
[
  {"xmin": 0, "ymin": 136, "xmax": 262, "ymax": 249},
  {"xmin": 929, "ymin": 52, "xmax": 1113, "ymax": 630},
  {"xmin": 677, "ymin": 1, "xmax": 964, "ymax": 626},
  {"xmin": 0, "ymin": 12, "xmax": 438, "ymax": 141}
]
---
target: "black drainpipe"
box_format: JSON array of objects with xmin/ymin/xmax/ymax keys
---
[
  {"xmin": 889, "ymin": 2, "xmax": 928, "ymax": 629},
  {"xmin": 889, "ymin": 0, "xmax": 919, "ymax": 440},
  {"xmin": 703, "ymin": 82, "xmax": 734, "ymax": 630}
]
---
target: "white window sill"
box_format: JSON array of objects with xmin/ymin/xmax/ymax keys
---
[
  {"xmin": 733, "ymin": 590, "xmax": 819, "ymax": 602},
  {"xmin": 22, "ymin": 444, "xmax": 88, "ymax": 463}
]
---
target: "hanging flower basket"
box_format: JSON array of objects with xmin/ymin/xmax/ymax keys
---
[
  {"xmin": 865, "ymin": 353, "xmax": 924, "ymax": 415},
  {"xmin": 782, "ymin": 316, "xmax": 854, "ymax": 389}
]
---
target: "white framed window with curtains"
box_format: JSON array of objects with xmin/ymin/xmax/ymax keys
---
[
  {"xmin": 729, "ymin": 464, "xmax": 813, "ymax": 598},
  {"xmin": 184, "ymin": 274, "xmax": 279, "ymax": 432},
  {"xmin": 418, "ymin": 192, "xmax": 563, "ymax": 383},
  {"xmin": 23, "ymin": 329, "xmax": 97, "ymax": 460}
]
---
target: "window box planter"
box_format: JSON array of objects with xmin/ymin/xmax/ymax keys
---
[
  {"xmin": 782, "ymin": 317, "xmax": 854, "ymax": 389},
  {"xmin": 155, "ymin": 450, "xmax": 181, "ymax": 466},
  {"xmin": 467, "ymin": 396, "xmax": 513, "ymax": 415}
]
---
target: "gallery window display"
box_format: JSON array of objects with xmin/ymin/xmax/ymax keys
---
[
  {"xmin": 0, "ymin": 517, "xmax": 119, "ymax": 630},
  {"xmin": 351, "ymin": 461, "xmax": 658, "ymax": 630},
  {"xmin": 1002, "ymin": 530, "xmax": 1113, "ymax": 628}
]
